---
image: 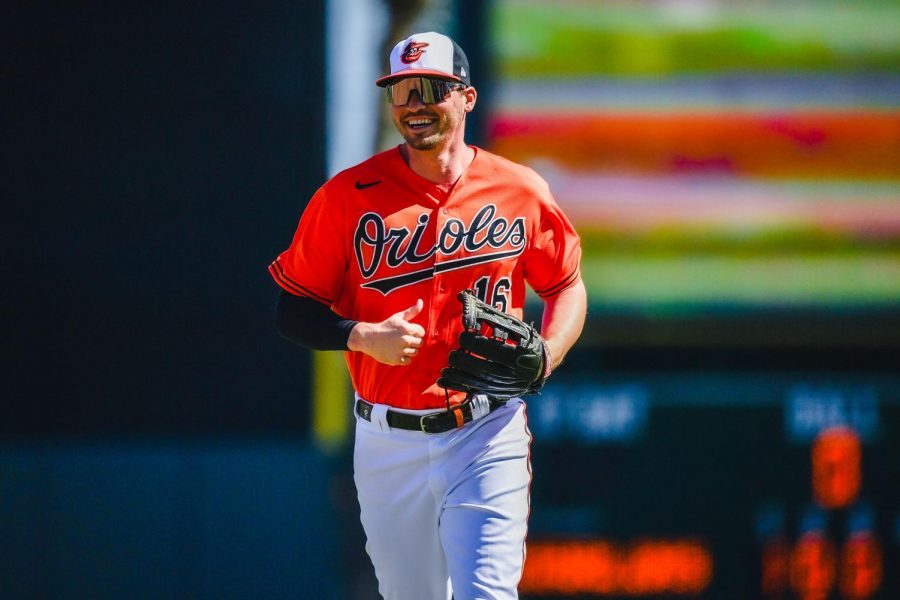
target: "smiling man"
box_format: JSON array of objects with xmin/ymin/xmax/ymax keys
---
[{"xmin": 269, "ymin": 32, "xmax": 587, "ymax": 599}]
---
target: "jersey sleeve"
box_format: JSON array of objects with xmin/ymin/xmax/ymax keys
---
[
  {"xmin": 523, "ymin": 189, "xmax": 582, "ymax": 299},
  {"xmin": 269, "ymin": 185, "xmax": 347, "ymax": 307}
]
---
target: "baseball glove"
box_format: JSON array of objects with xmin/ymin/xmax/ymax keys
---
[{"xmin": 437, "ymin": 290, "xmax": 548, "ymax": 400}]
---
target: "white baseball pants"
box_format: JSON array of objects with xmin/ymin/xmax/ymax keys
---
[{"xmin": 353, "ymin": 397, "xmax": 532, "ymax": 600}]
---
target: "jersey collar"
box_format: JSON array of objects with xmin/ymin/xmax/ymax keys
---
[{"xmin": 391, "ymin": 145, "xmax": 479, "ymax": 204}]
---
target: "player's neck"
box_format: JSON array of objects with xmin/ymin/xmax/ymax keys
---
[{"xmin": 401, "ymin": 140, "xmax": 475, "ymax": 187}]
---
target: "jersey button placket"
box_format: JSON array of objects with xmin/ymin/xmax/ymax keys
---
[{"xmin": 432, "ymin": 205, "xmax": 451, "ymax": 341}]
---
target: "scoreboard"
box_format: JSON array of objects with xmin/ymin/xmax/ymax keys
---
[{"xmin": 519, "ymin": 366, "xmax": 900, "ymax": 599}]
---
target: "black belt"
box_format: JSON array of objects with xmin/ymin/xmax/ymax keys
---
[{"xmin": 355, "ymin": 396, "xmax": 504, "ymax": 434}]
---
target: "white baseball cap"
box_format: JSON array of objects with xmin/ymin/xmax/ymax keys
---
[{"xmin": 376, "ymin": 32, "xmax": 471, "ymax": 88}]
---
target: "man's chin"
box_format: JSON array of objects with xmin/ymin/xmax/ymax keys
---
[{"xmin": 403, "ymin": 132, "xmax": 441, "ymax": 151}]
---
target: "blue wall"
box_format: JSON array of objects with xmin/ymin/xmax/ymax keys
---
[
  {"xmin": 3, "ymin": 3, "xmax": 337, "ymax": 596},
  {"xmin": 4, "ymin": 1, "xmax": 324, "ymax": 435},
  {"xmin": 1, "ymin": 440, "xmax": 337, "ymax": 599}
]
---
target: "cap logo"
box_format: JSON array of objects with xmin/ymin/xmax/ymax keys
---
[{"xmin": 400, "ymin": 42, "xmax": 429, "ymax": 64}]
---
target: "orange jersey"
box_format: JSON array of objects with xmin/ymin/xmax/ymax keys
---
[{"xmin": 269, "ymin": 146, "xmax": 581, "ymax": 410}]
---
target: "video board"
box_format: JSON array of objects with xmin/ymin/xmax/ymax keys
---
[{"xmin": 488, "ymin": 0, "xmax": 900, "ymax": 317}]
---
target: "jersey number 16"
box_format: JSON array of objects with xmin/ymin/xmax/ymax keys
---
[{"xmin": 472, "ymin": 276, "xmax": 511, "ymax": 312}]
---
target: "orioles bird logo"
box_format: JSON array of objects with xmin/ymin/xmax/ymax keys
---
[{"xmin": 401, "ymin": 42, "xmax": 429, "ymax": 64}]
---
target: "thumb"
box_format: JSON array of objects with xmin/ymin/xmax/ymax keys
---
[{"xmin": 401, "ymin": 298, "xmax": 424, "ymax": 321}]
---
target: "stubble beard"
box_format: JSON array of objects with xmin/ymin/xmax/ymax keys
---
[
  {"xmin": 398, "ymin": 110, "xmax": 461, "ymax": 151},
  {"xmin": 406, "ymin": 134, "xmax": 440, "ymax": 151}
]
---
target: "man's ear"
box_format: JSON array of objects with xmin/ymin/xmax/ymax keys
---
[{"xmin": 463, "ymin": 86, "xmax": 477, "ymax": 113}]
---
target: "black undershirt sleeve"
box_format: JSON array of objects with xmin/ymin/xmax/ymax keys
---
[{"xmin": 274, "ymin": 289, "xmax": 358, "ymax": 351}]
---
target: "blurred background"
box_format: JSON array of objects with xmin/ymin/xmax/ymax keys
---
[{"xmin": 2, "ymin": 0, "xmax": 898, "ymax": 598}]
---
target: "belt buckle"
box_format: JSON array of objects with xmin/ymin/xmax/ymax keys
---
[
  {"xmin": 420, "ymin": 404, "xmax": 470, "ymax": 434},
  {"xmin": 419, "ymin": 410, "xmax": 447, "ymax": 434},
  {"xmin": 419, "ymin": 413, "xmax": 434, "ymax": 433}
]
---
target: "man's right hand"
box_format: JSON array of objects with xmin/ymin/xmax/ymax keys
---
[{"xmin": 347, "ymin": 299, "xmax": 425, "ymax": 366}]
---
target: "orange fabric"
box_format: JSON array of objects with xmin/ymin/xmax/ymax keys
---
[
  {"xmin": 453, "ymin": 407, "xmax": 464, "ymax": 428},
  {"xmin": 270, "ymin": 146, "xmax": 581, "ymax": 409}
]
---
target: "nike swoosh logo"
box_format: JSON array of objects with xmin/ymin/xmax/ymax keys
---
[{"xmin": 355, "ymin": 180, "xmax": 382, "ymax": 190}]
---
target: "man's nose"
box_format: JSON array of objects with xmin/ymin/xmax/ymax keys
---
[{"xmin": 404, "ymin": 90, "xmax": 425, "ymax": 108}]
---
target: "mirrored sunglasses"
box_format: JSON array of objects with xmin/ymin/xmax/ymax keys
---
[{"xmin": 386, "ymin": 77, "xmax": 465, "ymax": 106}]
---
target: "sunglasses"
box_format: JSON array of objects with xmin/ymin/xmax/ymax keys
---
[{"xmin": 386, "ymin": 77, "xmax": 465, "ymax": 106}]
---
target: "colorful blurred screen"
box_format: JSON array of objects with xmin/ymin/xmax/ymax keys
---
[{"xmin": 488, "ymin": 0, "xmax": 900, "ymax": 315}]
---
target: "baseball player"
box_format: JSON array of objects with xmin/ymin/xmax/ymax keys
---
[{"xmin": 270, "ymin": 32, "xmax": 586, "ymax": 600}]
